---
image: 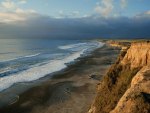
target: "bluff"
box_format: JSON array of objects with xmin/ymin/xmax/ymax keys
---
[{"xmin": 88, "ymin": 41, "xmax": 150, "ymax": 113}]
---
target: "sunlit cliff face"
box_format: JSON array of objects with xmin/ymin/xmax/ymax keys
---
[{"xmin": 121, "ymin": 42, "xmax": 150, "ymax": 69}]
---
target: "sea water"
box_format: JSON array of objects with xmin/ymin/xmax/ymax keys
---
[{"xmin": 0, "ymin": 38, "xmax": 104, "ymax": 91}]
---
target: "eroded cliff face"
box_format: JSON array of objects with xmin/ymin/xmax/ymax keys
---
[
  {"xmin": 121, "ymin": 42, "xmax": 150, "ymax": 69},
  {"xmin": 110, "ymin": 66, "xmax": 150, "ymax": 113},
  {"xmin": 106, "ymin": 40, "xmax": 130, "ymax": 51},
  {"xmin": 88, "ymin": 41, "xmax": 150, "ymax": 113}
]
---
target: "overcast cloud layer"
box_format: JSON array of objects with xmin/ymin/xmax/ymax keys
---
[
  {"xmin": 0, "ymin": 0, "xmax": 150, "ymax": 39},
  {"xmin": 0, "ymin": 12, "xmax": 150, "ymax": 39}
]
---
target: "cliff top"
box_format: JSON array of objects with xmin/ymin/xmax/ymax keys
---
[{"xmin": 121, "ymin": 41, "xmax": 150, "ymax": 69}]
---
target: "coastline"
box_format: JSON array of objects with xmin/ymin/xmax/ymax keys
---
[
  {"xmin": 0, "ymin": 43, "xmax": 120, "ymax": 113},
  {"xmin": 88, "ymin": 40, "xmax": 150, "ymax": 113}
]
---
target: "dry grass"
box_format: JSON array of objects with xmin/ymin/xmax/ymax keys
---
[{"xmin": 93, "ymin": 50, "xmax": 141, "ymax": 113}]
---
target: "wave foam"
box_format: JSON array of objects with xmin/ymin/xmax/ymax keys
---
[
  {"xmin": 0, "ymin": 53, "xmax": 41, "ymax": 63},
  {"xmin": 0, "ymin": 50, "xmax": 85, "ymax": 91},
  {"xmin": 0, "ymin": 41, "xmax": 104, "ymax": 91},
  {"xmin": 58, "ymin": 43, "xmax": 87, "ymax": 50}
]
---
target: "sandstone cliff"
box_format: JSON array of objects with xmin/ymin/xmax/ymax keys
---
[
  {"xmin": 121, "ymin": 42, "xmax": 150, "ymax": 69},
  {"xmin": 110, "ymin": 66, "xmax": 150, "ymax": 113},
  {"xmin": 106, "ymin": 40, "xmax": 130, "ymax": 51},
  {"xmin": 88, "ymin": 41, "xmax": 150, "ymax": 113}
]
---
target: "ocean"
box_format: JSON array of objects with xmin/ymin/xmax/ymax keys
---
[{"xmin": 0, "ymin": 38, "xmax": 104, "ymax": 91}]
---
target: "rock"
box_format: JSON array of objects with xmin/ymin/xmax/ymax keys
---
[
  {"xmin": 89, "ymin": 75, "xmax": 101, "ymax": 80},
  {"xmin": 88, "ymin": 41, "xmax": 150, "ymax": 113},
  {"xmin": 121, "ymin": 42, "xmax": 150, "ymax": 69},
  {"xmin": 110, "ymin": 66, "xmax": 150, "ymax": 113}
]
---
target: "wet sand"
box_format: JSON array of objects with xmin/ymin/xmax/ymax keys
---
[{"xmin": 0, "ymin": 44, "xmax": 120, "ymax": 113}]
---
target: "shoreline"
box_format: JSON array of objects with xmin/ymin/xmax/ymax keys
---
[
  {"xmin": 88, "ymin": 40, "xmax": 150, "ymax": 113},
  {"xmin": 0, "ymin": 41, "xmax": 103, "ymax": 92},
  {"xmin": 0, "ymin": 44, "xmax": 120, "ymax": 113}
]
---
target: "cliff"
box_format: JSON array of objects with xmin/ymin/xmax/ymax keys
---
[
  {"xmin": 106, "ymin": 40, "xmax": 130, "ymax": 51},
  {"xmin": 88, "ymin": 41, "xmax": 150, "ymax": 113},
  {"xmin": 121, "ymin": 42, "xmax": 150, "ymax": 69},
  {"xmin": 110, "ymin": 66, "xmax": 150, "ymax": 113}
]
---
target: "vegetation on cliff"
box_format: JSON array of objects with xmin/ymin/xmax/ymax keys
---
[{"xmin": 88, "ymin": 41, "xmax": 150, "ymax": 113}]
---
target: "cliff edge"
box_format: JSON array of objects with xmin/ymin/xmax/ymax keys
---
[
  {"xmin": 88, "ymin": 41, "xmax": 150, "ymax": 113},
  {"xmin": 121, "ymin": 42, "xmax": 150, "ymax": 69}
]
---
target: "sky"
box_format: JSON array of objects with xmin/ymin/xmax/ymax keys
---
[{"xmin": 0, "ymin": 0, "xmax": 150, "ymax": 39}]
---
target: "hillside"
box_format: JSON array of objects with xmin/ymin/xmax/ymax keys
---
[{"xmin": 88, "ymin": 41, "xmax": 150, "ymax": 113}]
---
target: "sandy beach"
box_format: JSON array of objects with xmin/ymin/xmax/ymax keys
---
[{"xmin": 0, "ymin": 44, "xmax": 120, "ymax": 113}]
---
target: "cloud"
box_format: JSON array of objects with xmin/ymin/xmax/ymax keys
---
[
  {"xmin": 72, "ymin": 11, "xmax": 79, "ymax": 16},
  {"xmin": 0, "ymin": 9, "xmax": 37, "ymax": 23},
  {"xmin": 135, "ymin": 10, "xmax": 150, "ymax": 18},
  {"xmin": 15, "ymin": 8, "xmax": 36, "ymax": 14},
  {"xmin": 145, "ymin": 10, "xmax": 150, "ymax": 15},
  {"xmin": 0, "ymin": 11, "xmax": 150, "ymax": 39},
  {"xmin": 57, "ymin": 10, "xmax": 80, "ymax": 18},
  {"xmin": 0, "ymin": 0, "xmax": 32, "ymax": 13},
  {"xmin": 121, "ymin": 0, "xmax": 127, "ymax": 8},
  {"xmin": 0, "ymin": 0, "xmax": 36, "ymax": 23},
  {"xmin": 1, "ymin": 0, "xmax": 16, "ymax": 9},
  {"xmin": 94, "ymin": 0, "xmax": 114, "ymax": 17},
  {"xmin": 0, "ymin": 12, "xmax": 26, "ymax": 22},
  {"xmin": 18, "ymin": 0, "xmax": 27, "ymax": 4}
]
